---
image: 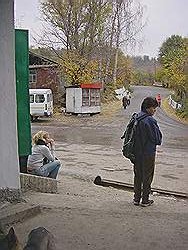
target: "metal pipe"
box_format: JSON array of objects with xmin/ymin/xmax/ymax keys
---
[{"xmin": 94, "ymin": 176, "xmax": 188, "ymax": 199}]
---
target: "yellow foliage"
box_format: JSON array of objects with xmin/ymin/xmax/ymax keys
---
[{"xmin": 58, "ymin": 51, "xmax": 98, "ymax": 85}]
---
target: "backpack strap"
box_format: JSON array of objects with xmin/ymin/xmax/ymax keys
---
[
  {"xmin": 136, "ymin": 113, "xmax": 149, "ymax": 122},
  {"xmin": 121, "ymin": 113, "xmax": 149, "ymax": 139}
]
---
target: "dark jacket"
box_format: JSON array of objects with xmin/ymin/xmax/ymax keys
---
[
  {"xmin": 122, "ymin": 96, "xmax": 128, "ymax": 106},
  {"xmin": 134, "ymin": 111, "xmax": 162, "ymax": 157}
]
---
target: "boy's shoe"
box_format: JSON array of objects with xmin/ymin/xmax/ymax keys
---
[
  {"xmin": 141, "ymin": 200, "xmax": 154, "ymax": 207},
  {"xmin": 133, "ymin": 200, "xmax": 140, "ymax": 206}
]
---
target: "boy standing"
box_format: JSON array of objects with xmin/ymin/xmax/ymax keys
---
[{"xmin": 133, "ymin": 97, "xmax": 162, "ymax": 207}]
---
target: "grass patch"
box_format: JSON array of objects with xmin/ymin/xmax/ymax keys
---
[
  {"xmin": 100, "ymin": 100, "xmax": 121, "ymax": 118},
  {"xmin": 162, "ymin": 98, "xmax": 188, "ymax": 125}
]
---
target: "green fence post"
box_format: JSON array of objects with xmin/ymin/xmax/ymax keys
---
[{"xmin": 15, "ymin": 29, "xmax": 31, "ymax": 173}]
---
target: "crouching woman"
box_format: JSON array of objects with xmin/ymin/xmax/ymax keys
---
[{"xmin": 27, "ymin": 131, "xmax": 61, "ymax": 179}]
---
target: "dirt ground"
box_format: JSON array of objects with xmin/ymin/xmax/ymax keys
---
[
  {"xmin": 14, "ymin": 175, "xmax": 188, "ymax": 250},
  {"xmin": 13, "ymin": 86, "xmax": 188, "ymax": 249}
]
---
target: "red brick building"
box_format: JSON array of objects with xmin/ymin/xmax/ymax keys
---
[{"xmin": 29, "ymin": 52, "xmax": 63, "ymax": 105}]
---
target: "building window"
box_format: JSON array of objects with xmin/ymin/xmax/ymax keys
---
[
  {"xmin": 29, "ymin": 69, "xmax": 37, "ymax": 85},
  {"xmin": 82, "ymin": 89, "xmax": 90, "ymax": 106},
  {"xmin": 90, "ymin": 89, "xmax": 100, "ymax": 106},
  {"xmin": 82, "ymin": 88, "xmax": 100, "ymax": 106}
]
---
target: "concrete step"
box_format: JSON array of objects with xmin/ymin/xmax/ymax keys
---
[
  {"xmin": 20, "ymin": 173, "xmax": 57, "ymax": 194},
  {"xmin": 0, "ymin": 202, "xmax": 41, "ymax": 231}
]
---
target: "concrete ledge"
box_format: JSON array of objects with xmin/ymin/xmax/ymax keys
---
[
  {"xmin": 20, "ymin": 173, "xmax": 58, "ymax": 194},
  {"xmin": 0, "ymin": 203, "xmax": 41, "ymax": 231}
]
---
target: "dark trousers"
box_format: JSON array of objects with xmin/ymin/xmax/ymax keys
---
[{"xmin": 133, "ymin": 155, "xmax": 155, "ymax": 203}]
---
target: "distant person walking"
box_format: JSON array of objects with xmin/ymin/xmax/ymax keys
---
[
  {"xmin": 122, "ymin": 95, "xmax": 128, "ymax": 109},
  {"xmin": 156, "ymin": 93, "xmax": 161, "ymax": 107},
  {"xmin": 27, "ymin": 131, "xmax": 61, "ymax": 179},
  {"xmin": 133, "ymin": 97, "xmax": 162, "ymax": 207}
]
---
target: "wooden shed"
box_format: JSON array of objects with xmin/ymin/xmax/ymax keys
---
[{"xmin": 65, "ymin": 83, "xmax": 102, "ymax": 114}]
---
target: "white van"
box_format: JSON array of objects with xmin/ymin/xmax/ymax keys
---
[{"xmin": 29, "ymin": 89, "xmax": 53, "ymax": 121}]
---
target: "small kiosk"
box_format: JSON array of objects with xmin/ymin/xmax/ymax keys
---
[{"xmin": 66, "ymin": 83, "xmax": 102, "ymax": 114}]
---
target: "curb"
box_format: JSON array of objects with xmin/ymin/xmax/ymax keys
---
[{"xmin": 0, "ymin": 203, "xmax": 41, "ymax": 231}]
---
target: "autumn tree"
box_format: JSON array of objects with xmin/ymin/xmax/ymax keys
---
[
  {"xmin": 106, "ymin": 0, "xmax": 144, "ymax": 87},
  {"xmin": 158, "ymin": 35, "xmax": 188, "ymax": 99},
  {"xmin": 38, "ymin": 0, "xmax": 144, "ymax": 94},
  {"xmin": 39, "ymin": 0, "xmax": 110, "ymax": 85}
]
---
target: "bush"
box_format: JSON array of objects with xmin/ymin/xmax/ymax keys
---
[
  {"xmin": 171, "ymin": 93, "xmax": 182, "ymax": 103},
  {"xmin": 176, "ymin": 99, "xmax": 188, "ymax": 118}
]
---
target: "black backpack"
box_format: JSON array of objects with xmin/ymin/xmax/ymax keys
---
[{"xmin": 121, "ymin": 113, "xmax": 148, "ymax": 163}]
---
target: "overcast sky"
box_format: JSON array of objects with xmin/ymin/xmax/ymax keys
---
[{"xmin": 14, "ymin": 0, "xmax": 188, "ymax": 58}]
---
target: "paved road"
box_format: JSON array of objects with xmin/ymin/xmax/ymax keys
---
[{"xmin": 32, "ymin": 86, "xmax": 188, "ymax": 193}]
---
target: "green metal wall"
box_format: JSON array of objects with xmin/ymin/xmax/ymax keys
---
[{"xmin": 15, "ymin": 29, "xmax": 31, "ymax": 161}]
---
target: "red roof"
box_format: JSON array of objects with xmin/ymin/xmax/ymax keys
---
[{"xmin": 80, "ymin": 83, "xmax": 102, "ymax": 89}]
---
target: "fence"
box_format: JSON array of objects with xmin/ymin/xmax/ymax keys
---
[{"xmin": 168, "ymin": 95, "xmax": 182, "ymax": 109}]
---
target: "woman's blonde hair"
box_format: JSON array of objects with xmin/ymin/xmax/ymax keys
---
[{"xmin": 32, "ymin": 131, "xmax": 49, "ymax": 145}]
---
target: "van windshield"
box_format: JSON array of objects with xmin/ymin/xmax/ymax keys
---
[{"xmin": 35, "ymin": 94, "xmax": 45, "ymax": 103}]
